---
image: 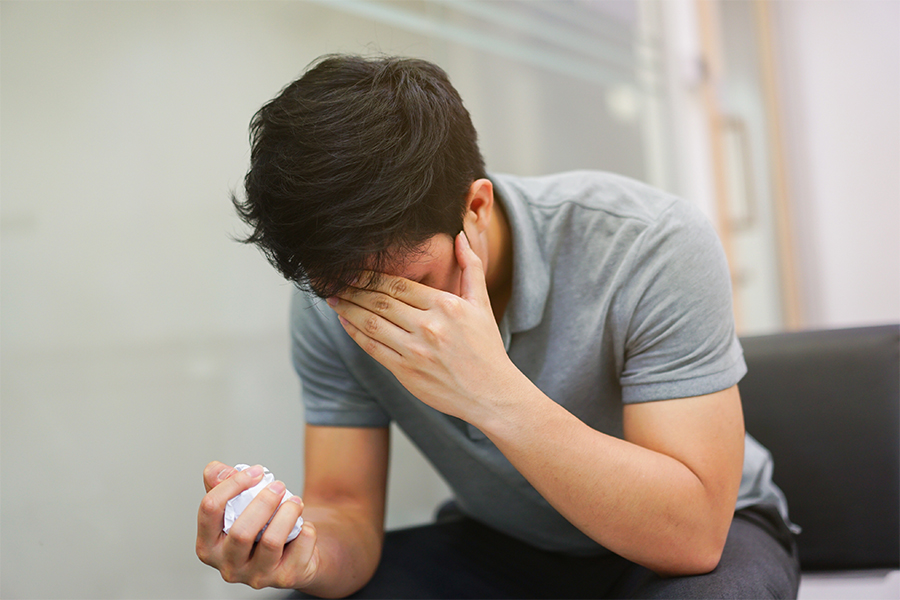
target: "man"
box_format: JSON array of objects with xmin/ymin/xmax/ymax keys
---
[{"xmin": 196, "ymin": 54, "xmax": 799, "ymax": 598}]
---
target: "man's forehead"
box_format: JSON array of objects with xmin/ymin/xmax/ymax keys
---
[
  {"xmin": 378, "ymin": 235, "xmax": 451, "ymax": 277},
  {"xmin": 311, "ymin": 235, "xmax": 452, "ymax": 296}
]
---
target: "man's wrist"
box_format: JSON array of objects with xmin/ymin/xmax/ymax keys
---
[{"xmin": 472, "ymin": 364, "xmax": 546, "ymax": 439}]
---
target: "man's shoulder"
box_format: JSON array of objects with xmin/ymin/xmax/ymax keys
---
[
  {"xmin": 290, "ymin": 288, "xmax": 343, "ymax": 343},
  {"xmin": 491, "ymin": 170, "xmax": 685, "ymax": 226}
]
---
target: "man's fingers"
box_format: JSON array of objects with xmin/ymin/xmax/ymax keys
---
[
  {"xmin": 203, "ymin": 461, "xmax": 236, "ymax": 493},
  {"xmin": 334, "ymin": 308, "xmax": 404, "ymax": 365},
  {"xmin": 227, "ymin": 480, "xmax": 286, "ymax": 546},
  {"xmin": 196, "ymin": 467, "xmax": 312, "ymax": 590},
  {"xmin": 354, "ymin": 272, "xmax": 434, "ymax": 310},
  {"xmin": 282, "ymin": 521, "xmax": 320, "ymax": 585},
  {"xmin": 329, "ymin": 296, "xmax": 408, "ymax": 356},
  {"xmin": 253, "ymin": 496, "xmax": 304, "ymax": 570},
  {"xmin": 220, "ymin": 477, "xmax": 286, "ymax": 566},
  {"xmin": 197, "ymin": 465, "xmax": 266, "ymax": 548},
  {"xmin": 333, "ymin": 288, "xmax": 417, "ymax": 333}
]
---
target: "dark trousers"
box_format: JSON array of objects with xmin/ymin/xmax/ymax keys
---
[{"xmin": 292, "ymin": 506, "xmax": 800, "ymax": 599}]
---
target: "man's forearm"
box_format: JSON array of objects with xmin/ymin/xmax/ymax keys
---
[
  {"xmin": 296, "ymin": 503, "xmax": 383, "ymax": 598},
  {"xmin": 475, "ymin": 374, "xmax": 744, "ymax": 576}
]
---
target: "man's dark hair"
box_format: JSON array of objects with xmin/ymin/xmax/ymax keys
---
[{"xmin": 232, "ymin": 54, "xmax": 486, "ymax": 298}]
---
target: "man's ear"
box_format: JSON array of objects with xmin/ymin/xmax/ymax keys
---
[{"xmin": 465, "ymin": 178, "xmax": 494, "ymax": 234}]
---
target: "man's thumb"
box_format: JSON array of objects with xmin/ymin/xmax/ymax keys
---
[{"xmin": 456, "ymin": 230, "xmax": 488, "ymax": 303}]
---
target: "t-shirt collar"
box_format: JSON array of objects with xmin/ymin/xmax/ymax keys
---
[{"xmin": 489, "ymin": 173, "xmax": 550, "ymax": 339}]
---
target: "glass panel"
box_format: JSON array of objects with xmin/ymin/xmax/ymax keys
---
[
  {"xmin": 317, "ymin": 0, "xmax": 667, "ymax": 183},
  {"xmin": 717, "ymin": 0, "xmax": 786, "ymax": 333}
]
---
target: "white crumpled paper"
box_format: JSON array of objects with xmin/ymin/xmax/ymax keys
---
[{"xmin": 222, "ymin": 464, "xmax": 303, "ymax": 543}]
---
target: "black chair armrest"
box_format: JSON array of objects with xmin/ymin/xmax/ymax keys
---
[{"xmin": 740, "ymin": 325, "xmax": 899, "ymax": 571}]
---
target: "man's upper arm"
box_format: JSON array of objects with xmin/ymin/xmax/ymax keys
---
[
  {"xmin": 623, "ymin": 385, "xmax": 745, "ymax": 516},
  {"xmin": 615, "ymin": 199, "xmax": 746, "ymax": 405}
]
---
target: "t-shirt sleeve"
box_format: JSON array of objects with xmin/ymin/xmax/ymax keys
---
[
  {"xmin": 616, "ymin": 200, "xmax": 746, "ymax": 403},
  {"xmin": 290, "ymin": 289, "xmax": 391, "ymax": 427}
]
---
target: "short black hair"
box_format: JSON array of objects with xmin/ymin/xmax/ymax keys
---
[{"xmin": 232, "ymin": 54, "xmax": 486, "ymax": 298}]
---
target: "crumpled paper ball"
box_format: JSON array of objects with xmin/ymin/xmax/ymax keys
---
[{"xmin": 222, "ymin": 464, "xmax": 303, "ymax": 543}]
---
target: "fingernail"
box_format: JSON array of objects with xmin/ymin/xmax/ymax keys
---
[
  {"xmin": 288, "ymin": 496, "xmax": 303, "ymax": 507},
  {"xmin": 459, "ymin": 230, "xmax": 471, "ymax": 248},
  {"xmin": 217, "ymin": 467, "xmax": 235, "ymax": 481},
  {"xmin": 247, "ymin": 465, "xmax": 264, "ymax": 479},
  {"xmin": 326, "ymin": 297, "xmax": 338, "ymax": 307},
  {"xmin": 267, "ymin": 480, "xmax": 285, "ymax": 495}
]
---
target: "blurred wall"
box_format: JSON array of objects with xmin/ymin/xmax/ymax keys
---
[{"xmin": 773, "ymin": 0, "xmax": 900, "ymax": 329}]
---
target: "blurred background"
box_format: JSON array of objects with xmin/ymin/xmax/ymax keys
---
[{"xmin": 1, "ymin": 1, "xmax": 897, "ymax": 598}]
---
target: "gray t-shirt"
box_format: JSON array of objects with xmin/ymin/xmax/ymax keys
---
[{"xmin": 291, "ymin": 170, "xmax": 791, "ymax": 554}]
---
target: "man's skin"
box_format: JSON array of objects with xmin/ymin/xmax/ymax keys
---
[{"xmin": 197, "ymin": 179, "xmax": 745, "ymax": 597}]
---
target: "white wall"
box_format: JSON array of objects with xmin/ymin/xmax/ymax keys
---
[
  {"xmin": 773, "ymin": 0, "xmax": 900, "ymax": 329},
  {"xmin": 0, "ymin": 4, "xmax": 450, "ymax": 598}
]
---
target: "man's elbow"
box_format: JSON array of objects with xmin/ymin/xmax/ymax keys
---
[
  {"xmin": 683, "ymin": 543, "xmax": 725, "ymax": 576},
  {"xmin": 651, "ymin": 534, "xmax": 727, "ymax": 577}
]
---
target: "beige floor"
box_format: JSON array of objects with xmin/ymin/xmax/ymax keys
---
[{"xmin": 798, "ymin": 570, "xmax": 900, "ymax": 600}]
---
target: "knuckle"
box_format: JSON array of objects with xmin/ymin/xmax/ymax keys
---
[
  {"xmin": 257, "ymin": 535, "xmax": 281, "ymax": 554},
  {"xmin": 270, "ymin": 571, "xmax": 290, "ymax": 589},
  {"xmin": 362, "ymin": 338, "xmax": 380, "ymax": 356},
  {"xmin": 303, "ymin": 521, "xmax": 318, "ymax": 544},
  {"xmin": 274, "ymin": 562, "xmax": 304, "ymax": 589},
  {"xmin": 421, "ymin": 320, "xmax": 445, "ymax": 343},
  {"xmin": 436, "ymin": 295, "xmax": 457, "ymax": 312},
  {"xmin": 220, "ymin": 568, "xmax": 239, "ymax": 584},
  {"xmin": 372, "ymin": 296, "xmax": 391, "ymax": 314},
  {"xmin": 195, "ymin": 542, "xmax": 211, "ymax": 565},
  {"xmin": 198, "ymin": 495, "xmax": 219, "ymax": 519},
  {"xmin": 363, "ymin": 315, "xmax": 380, "ymax": 335},
  {"xmin": 439, "ymin": 296, "xmax": 464, "ymax": 319},
  {"xmin": 229, "ymin": 528, "xmax": 256, "ymax": 547},
  {"xmin": 408, "ymin": 343, "xmax": 431, "ymax": 363},
  {"xmin": 388, "ymin": 277, "xmax": 409, "ymax": 297}
]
